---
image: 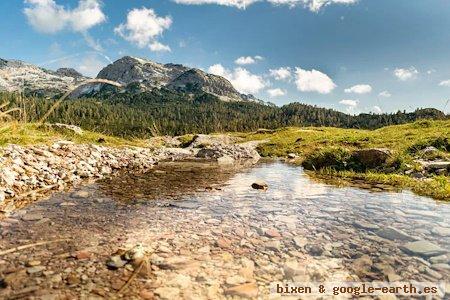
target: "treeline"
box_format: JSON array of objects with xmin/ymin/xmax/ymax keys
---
[{"xmin": 1, "ymin": 90, "xmax": 447, "ymax": 138}]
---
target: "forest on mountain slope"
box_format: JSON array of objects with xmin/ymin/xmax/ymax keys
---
[{"xmin": 2, "ymin": 90, "xmax": 447, "ymax": 138}]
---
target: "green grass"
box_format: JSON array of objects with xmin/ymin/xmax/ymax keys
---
[
  {"xmin": 235, "ymin": 120, "xmax": 450, "ymax": 200},
  {"xmin": 0, "ymin": 122, "xmax": 149, "ymax": 148},
  {"xmin": 313, "ymin": 169, "xmax": 450, "ymax": 201},
  {"xmin": 235, "ymin": 119, "xmax": 450, "ymax": 159}
]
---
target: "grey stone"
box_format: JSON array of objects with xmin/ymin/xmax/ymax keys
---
[
  {"xmin": 376, "ymin": 227, "xmax": 414, "ymax": 241},
  {"xmin": 400, "ymin": 240, "xmax": 448, "ymax": 257}
]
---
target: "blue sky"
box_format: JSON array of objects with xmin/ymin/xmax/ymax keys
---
[{"xmin": 1, "ymin": 0, "xmax": 450, "ymax": 114}]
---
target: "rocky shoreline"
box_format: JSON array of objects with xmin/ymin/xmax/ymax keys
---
[{"xmin": 0, "ymin": 136, "xmax": 261, "ymax": 213}]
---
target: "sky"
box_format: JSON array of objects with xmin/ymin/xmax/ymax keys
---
[{"xmin": 1, "ymin": 0, "xmax": 450, "ymax": 114}]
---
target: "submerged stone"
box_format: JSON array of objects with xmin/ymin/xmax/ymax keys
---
[{"xmin": 400, "ymin": 240, "xmax": 448, "ymax": 258}]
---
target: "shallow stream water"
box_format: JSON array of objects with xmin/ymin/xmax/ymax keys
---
[{"xmin": 0, "ymin": 161, "xmax": 448, "ymax": 299}]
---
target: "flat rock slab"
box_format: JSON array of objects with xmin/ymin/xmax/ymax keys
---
[
  {"xmin": 401, "ymin": 240, "xmax": 448, "ymax": 258},
  {"xmin": 376, "ymin": 227, "xmax": 415, "ymax": 241},
  {"xmin": 353, "ymin": 221, "xmax": 379, "ymax": 231},
  {"xmin": 21, "ymin": 213, "xmax": 44, "ymax": 221}
]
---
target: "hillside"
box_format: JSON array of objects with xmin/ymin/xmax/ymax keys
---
[{"xmin": 1, "ymin": 90, "xmax": 447, "ymax": 137}]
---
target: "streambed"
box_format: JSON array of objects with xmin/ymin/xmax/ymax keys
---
[{"xmin": 0, "ymin": 161, "xmax": 448, "ymax": 299}]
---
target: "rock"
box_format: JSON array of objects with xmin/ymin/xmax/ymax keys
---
[
  {"xmin": 400, "ymin": 240, "xmax": 448, "ymax": 257},
  {"xmin": 353, "ymin": 221, "xmax": 379, "ymax": 231},
  {"xmin": 265, "ymin": 228, "xmax": 281, "ymax": 238},
  {"xmin": 196, "ymin": 148, "xmax": 222, "ymax": 159},
  {"xmin": 352, "ymin": 255, "xmax": 373, "ymax": 276},
  {"xmin": 225, "ymin": 275, "xmax": 246, "ymax": 285},
  {"xmin": 70, "ymin": 191, "xmax": 90, "ymax": 199},
  {"xmin": 0, "ymin": 190, "xmax": 5, "ymax": 203},
  {"xmin": 264, "ymin": 240, "xmax": 281, "ymax": 252},
  {"xmin": 224, "ymin": 283, "xmax": 258, "ymax": 298},
  {"xmin": 154, "ymin": 287, "xmax": 180, "ymax": 300},
  {"xmin": 416, "ymin": 160, "xmax": 450, "ymax": 170},
  {"xmin": 305, "ymin": 244, "xmax": 324, "ymax": 256},
  {"xmin": 287, "ymin": 153, "xmax": 297, "ymax": 159},
  {"xmin": 73, "ymin": 250, "xmax": 91, "ymax": 260},
  {"xmin": 293, "ymin": 236, "xmax": 307, "ymax": 249},
  {"xmin": 106, "ymin": 255, "xmax": 127, "ymax": 269},
  {"xmin": 251, "ymin": 181, "xmax": 268, "ymax": 190},
  {"xmin": 429, "ymin": 255, "xmax": 449, "ymax": 264},
  {"xmin": 216, "ymin": 238, "xmax": 232, "ymax": 249},
  {"xmin": 421, "ymin": 146, "xmax": 439, "ymax": 155},
  {"xmin": 26, "ymin": 260, "xmax": 41, "ymax": 267},
  {"xmin": 283, "ymin": 260, "xmax": 306, "ymax": 279},
  {"xmin": 217, "ymin": 155, "xmax": 235, "ymax": 166},
  {"xmin": 352, "ymin": 148, "xmax": 391, "ymax": 168},
  {"xmin": 431, "ymin": 227, "xmax": 450, "ymax": 237},
  {"xmin": 26, "ymin": 266, "xmax": 46, "ymax": 274},
  {"xmin": 22, "ymin": 213, "xmax": 43, "ymax": 221},
  {"xmin": 375, "ymin": 227, "xmax": 414, "ymax": 241}
]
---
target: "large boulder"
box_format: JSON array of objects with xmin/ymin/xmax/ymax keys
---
[{"xmin": 352, "ymin": 148, "xmax": 391, "ymax": 169}]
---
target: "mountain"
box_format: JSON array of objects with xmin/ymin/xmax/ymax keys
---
[
  {"xmin": 0, "ymin": 58, "xmax": 87, "ymax": 97},
  {"xmin": 0, "ymin": 56, "xmax": 265, "ymax": 103},
  {"xmin": 96, "ymin": 56, "xmax": 255, "ymax": 102}
]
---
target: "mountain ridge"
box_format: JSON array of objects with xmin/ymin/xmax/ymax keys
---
[{"xmin": 0, "ymin": 56, "xmax": 266, "ymax": 103}]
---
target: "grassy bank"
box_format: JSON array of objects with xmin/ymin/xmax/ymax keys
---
[
  {"xmin": 236, "ymin": 119, "xmax": 450, "ymax": 158},
  {"xmin": 236, "ymin": 120, "xmax": 450, "ymax": 201},
  {"xmin": 0, "ymin": 122, "xmax": 149, "ymax": 148}
]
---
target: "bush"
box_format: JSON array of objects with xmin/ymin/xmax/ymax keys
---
[{"xmin": 408, "ymin": 137, "xmax": 450, "ymax": 153}]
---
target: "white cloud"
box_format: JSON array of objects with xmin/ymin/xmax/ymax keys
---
[
  {"xmin": 24, "ymin": 0, "xmax": 106, "ymax": 34},
  {"xmin": 294, "ymin": 67, "xmax": 336, "ymax": 94},
  {"xmin": 344, "ymin": 84, "xmax": 372, "ymax": 94},
  {"xmin": 379, "ymin": 90, "xmax": 391, "ymax": 98},
  {"xmin": 115, "ymin": 7, "xmax": 172, "ymax": 52},
  {"xmin": 78, "ymin": 53, "xmax": 107, "ymax": 77},
  {"xmin": 372, "ymin": 105, "xmax": 382, "ymax": 114},
  {"xmin": 267, "ymin": 88, "xmax": 286, "ymax": 97},
  {"xmin": 269, "ymin": 67, "xmax": 292, "ymax": 81},
  {"xmin": 208, "ymin": 64, "xmax": 266, "ymax": 94},
  {"xmin": 173, "ymin": 0, "xmax": 358, "ymax": 11},
  {"xmin": 173, "ymin": 0, "xmax": 259, "ymax": 9},
  {"xmin": 393, "ymin": 67, "xmax": 419, "ymax": 81},
  {"xmin": 339, "ymin": 99, "xmax": 358, "ymax": 107},
  {"xmin": 234, "ymin": 55, "xmax": 263, "ymax": 65},
  {"xmin": 439, "ymin": 79, "xmax": 450, "ymax": 87},
  {"xmin": 149, "ymin": 41, "xmax": 172, "ymax": 52}
]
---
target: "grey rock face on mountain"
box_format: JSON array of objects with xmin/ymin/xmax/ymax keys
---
[
  {"xmin": 97, "ymin": 56, "xmax": 255, "ymax": 102},
  {"xmin": 97, "ymin": 56, "xmax": 189, "ymax": 89},
  {"xmin": 55, "ymin": 68, "xmax": 84, "ymax": 79},
  {"xmin": 0, "ymin": 58, "xmax": 86, "ymax": 97},
  {"xmin": 168, "ymin": 68, "xmax": 242, "ymax": 101}
]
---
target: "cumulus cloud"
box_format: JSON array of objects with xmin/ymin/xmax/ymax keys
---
[
  {"xmin": 344, "ymin": 84, "xmax": 372, "ymax": 94},
  {"xmin": 294, "ymin": 67, "xmax": 336, "ymax": 94},
  {"xmin": 173, "ymin": 0, "xmax": 259, "ymax": 9},
  {"xmin": 379, "ymin": 90, "xmax": 391, "ymax": 98},
  {"xmin": 115, "ymin": 7, "xmax": 172, "ymax": 52},
  {"xmin": 394, "ymin": 67, "xmax": 419, "ymax": 81},
  {"xmin": 339, "ymin": 99, "xmax": 358, "ymax": 107},
  {"xmin": 267, "ymin": 88, "xmax": 286, "ymax": 97},
  {"xmin": 208, "ymin": 64, "xmax": 266, "ymax": 94},
  {"xmin": 439, "ymin": 79, "xmax": 450, "ymax": 87},
  {"xmin": 269, "ymin": 67, "xmax": 292, "ymax": 81},
  {"xmin": 234, "ymin": 55, "xmax": 263, "ymax": 65},
  {"xmin": 173, "ymin": 0, "xmax": 358, "ymax": 11},
  {"xmin": 24, "ymin": 0, "xmax": 106, "ymax": 34},
  {"xmin": 149, "ymin": 41, "xmax": 171, "ymax": 52},
  {"xmin": 372, "ymin": 105, "xmax": 382, "ymax": 114},
  {"xmin": 269, "ymin": 0, "xmax": 358, "ymax": 12}
]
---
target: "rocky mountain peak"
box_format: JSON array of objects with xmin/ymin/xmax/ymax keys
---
[
  {"xmin": 0, "ymin": 58, "xmax": 86, "ymax": 96},
  {"xmin": 56, "ymin": 68, "xmax": 84, "ymax": 79}
]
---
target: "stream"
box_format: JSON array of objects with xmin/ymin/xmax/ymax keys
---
[{"xmin": 0, "ymin": 161, "xmax": 448, "ymax": 299}]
